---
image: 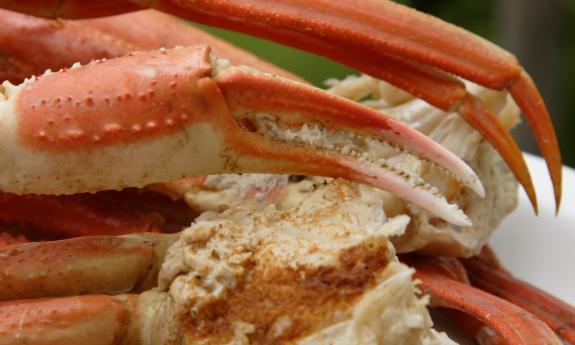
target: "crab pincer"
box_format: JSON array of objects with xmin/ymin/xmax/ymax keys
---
[
  {"xmin": 2, "ymin": 0, "xmax": 560, "ymax": 212},
  {"xmin": 0, "ymin": 46, "xmax": 480, "ymax": 226}
]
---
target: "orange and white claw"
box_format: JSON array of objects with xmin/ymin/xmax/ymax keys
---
[
  {"xmin": 0, "ymin": 0, "xmax": 562, "ymax": 213},
  {"xmin": 0, "ymin": 46, "xmax": 481, "ymax": 225}
]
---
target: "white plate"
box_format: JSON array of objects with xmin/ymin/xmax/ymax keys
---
[{"xmin": 491, "ymin": 153, "xmax": 575, "ymax": 305}]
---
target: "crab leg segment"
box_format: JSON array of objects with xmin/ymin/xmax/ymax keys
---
[
  {"xmin": 0, "ymin": 237, "xmax": 153, "ymax": 300},
  {"xmin": 0, "ymin": 234, "xmax": 175, "ymax": 301},
  {"xmin": 0, "ymin": 46, "xmax": 478, "ymax": 225},
  {"xmin": 463, "ymin": 251, "xmax": 575, "ymax": 343},
  {"xmin": 411, "ymin": 261, "xmax": 561, "ymax": 344},
  {"xmin": 0, "ymin": 295, "xmax": 134, "ymax": 345},
  {"xmin": 82, "ymin": 10, "xmax": 304, "ymax": 82},
  {"xmin": 0, "ymin": 9, "xmax": 302, "ymax": 83},
  {"xmin": 0, "ymin": 189, "xmax": 195, "ymax": 239},
  {"xmin": 0, "ymin": 191, "xmax": 167, "ymax": 238},
  {"xmin": 0, "ymin": 8, "xmax": 138, "ymax": 82},
  {"xmin": 0, "ymin": 0, "xmax": 140, "ymax": 19},
  {"xmin": 509, "ymin": 73, "xmax": 562, "ymax": 211}
]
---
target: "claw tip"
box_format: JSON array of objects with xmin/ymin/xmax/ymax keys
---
[{"xmin": 554, "ymin": 181, "xmax": 562, "ymax": 215}]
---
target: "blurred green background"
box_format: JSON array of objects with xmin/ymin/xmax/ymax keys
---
[{"xmin": 194, "ymin": 0, "xmax": 575, "ymax": 167}]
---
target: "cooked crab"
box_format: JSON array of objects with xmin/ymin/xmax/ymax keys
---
[{"xmin": 0, "ymin": 1, "xmax": 568, "ymax": 344}]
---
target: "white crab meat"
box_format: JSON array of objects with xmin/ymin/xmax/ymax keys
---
[{"xmin": 148, "ymin": 181, "xmax": 456, "ymax": 344}]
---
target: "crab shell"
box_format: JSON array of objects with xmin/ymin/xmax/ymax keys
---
[{"xmin": 0, "ymin": 0, "xmax": 563, "ymax": 214}]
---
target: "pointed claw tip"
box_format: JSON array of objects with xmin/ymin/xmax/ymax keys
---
[
  {"xmin": 453, "ymin": 153, "xmax": 484, "ymax": 198},
  {"xmin": 472, "ymin": 178, "xmax": 485, "ymax": 199},
  {"xmin": 508, "ymin": 71, "xmax": 562, "ymax": 217},
  {"xmin": 554, "ymin": 183, "xmax": 562, "ymax": 215},
  {"xmin": 549, "ymin": 167, "xmax": 562, "ymax": 215},
  {"xmin": 456, "ymin": 216, "xmax": 473, "ymax": 228},
  {"xmin": 524, "ymin": 183, "xmax": 539, "ymax": 216}
]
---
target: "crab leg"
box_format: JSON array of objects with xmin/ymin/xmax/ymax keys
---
[
  {"xmin": 408, "ymin": 256, "xmax": 562, "ymax": 344},
  {"xmin": 0, "ymin": 295, "xmax": 137, "ymax": 345},
  {"xmin": 81, "ymin": 10, "xmax": 304, "ymax": 82},
  {"xmin": 400, "ymin": 254, "xmax": 506, "ymax": 344},
  {"xmin": 1, "ymin": 235, "xmax": 161, "ymax": 345},
  {"xmin": 0, "ymin": 189, "xmax": 195, "ymax": 239},
  {"xmin": 1, "ymin": 0, "xmax": 558, "ymax": 211},
  {"xmin": 0, "ymin": 8, "xmax": 138, "ymax": 83},
  {"xmin": 462, "ymin": 248, "xmax": 575, "ymax": 344},
  {"xmin": 0, "ymin": 9, "xmax": 302, "ymax": 83},
  {"xmin": 0, "ymin": 191, "xmax": 164, "ymax": 238},
  {"xmin": 0, "ymin": 233, "xmax": 175, "ymax": 301},
  {"xmin": 0, "ymin": 46, "xmax": 480, "ymax": 225}
]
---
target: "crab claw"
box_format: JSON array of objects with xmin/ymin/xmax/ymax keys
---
[
  {"xmin": 0, "ymin": 46, "xmax": 478, "ymax": 225},
  {"xmin": 0, "ymin": 0, "xmax": 562, "ymax": 213}
]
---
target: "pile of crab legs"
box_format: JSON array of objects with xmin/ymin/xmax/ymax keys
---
[{"xmin": 0, "ymin": 0, "xmax": 573, "ymax": 343}]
